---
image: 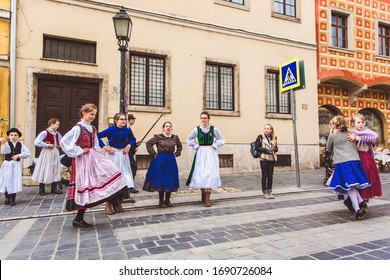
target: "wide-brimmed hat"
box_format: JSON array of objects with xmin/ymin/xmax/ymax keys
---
[
  {"xmin": 6, "ymin": 127, "xmax": 22, "ymax": 137},
  {"xmin": 128, "ymin": 114, "xmax": 136, "ymax": 120}
]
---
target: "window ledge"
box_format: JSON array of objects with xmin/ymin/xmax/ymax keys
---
[
  {"xmin": 327, "ymin": 46, "xmax": 355, "ymax": 55},
  {"xmin": 206, "ymin": 110, "xmax": 240, "ymax": 117},
  {"xmin": 266, "ymin": 113, "xmax": 292, "ymax": 120},
  {"xmin": 271, "ymin": 12, "xmax": 301, "ymax": 23},
  {"xmin": 214, "ymin": 0, "xmax": 250, "ymax": 11},
  {"xmin": 374, "ymin": 54, "xmax": 390, "ymax": 62},
  {"xmin": 40, "ymin": 57, "xmax": 98, "ymax": 66},
  {"xmin": 128, "ymin": 105, "xmax": 172, "ymax": 114}
]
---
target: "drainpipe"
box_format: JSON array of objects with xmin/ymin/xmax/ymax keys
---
[{"xmin": 9, "ymin": 0, "xmax": 17, "ymax": 128}]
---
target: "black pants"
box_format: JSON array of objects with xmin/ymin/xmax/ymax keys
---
[
  {"xmin": 260, "ymin": 161, "xmax": 275, "ymax": 193},
  {"xmin": 129, "ymin": 149, "xmax": 137, "ymax": 179}
]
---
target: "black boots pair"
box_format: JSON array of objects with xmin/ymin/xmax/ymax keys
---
[
  {"xmin": 159, "ymin": 191, "xmax": 173, "ymax": 208},
  {"xmin": 39, "ymin": 182, "xmax": 63, "ymax": 196},
  {"xmin": 4, "ymin": 192, "xmax": 16, "ymax": 206}
]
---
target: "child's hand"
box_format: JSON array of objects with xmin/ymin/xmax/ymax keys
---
[
  {"xmin": 0, "ymin": 138, "xmax": 6, "ymax": 143},
  {"xmin": 83, "ymin": 148, "xmax": 90, "ymax": 154},
  {"xmin": 11, "ymin": 155, "xmax": 19, "ymax": 160}
]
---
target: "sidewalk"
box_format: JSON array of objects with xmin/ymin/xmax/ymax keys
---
[{"xmin": 1, "ymin": 168, "xmax": 389, "ymax": 221}]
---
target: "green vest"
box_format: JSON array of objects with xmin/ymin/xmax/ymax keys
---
[{"xmin": 197, "ymin": 126, "xmax": 214, "ymax": 146}]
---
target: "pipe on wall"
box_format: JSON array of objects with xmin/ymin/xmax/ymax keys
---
[{"xmin": 9, "ymin": 0, "xmax": 16, "ymax": 128}]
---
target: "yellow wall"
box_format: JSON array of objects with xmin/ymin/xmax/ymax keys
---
[{"xmin": 0, "ymin": 0, "xmax": 10, "ymax": 137}]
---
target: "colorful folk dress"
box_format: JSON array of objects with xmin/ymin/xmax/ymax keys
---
[{"xmin": 61, "ymin": 122, "xmax": 126, "ymax": 211}]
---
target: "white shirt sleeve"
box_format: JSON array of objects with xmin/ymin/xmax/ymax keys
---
[
  {"xmin": 1, "ymin": 142, "xmax": 11, "ymax": 154},
  {"xmin": 60, "ymin": 126, "xmax": 84, "ymax": 157},
  {"xmin": 34, "ymin": 131, "xmax": 49, "ymax": 148},
  {"xmin": 186, "ymin": 128, "xmax": 199, "ymax": 150},
  {"xmin": 19, "ymin": 143, "xmax": 31, "ymax": 159},
  {"xmin": 212, "ymin": 127, "xmax": 225, "ymax": 149}
]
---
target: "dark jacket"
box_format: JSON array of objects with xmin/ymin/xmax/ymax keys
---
[{"xmin": 146, "ymin": 133, "xmax": 182, "ymax": 158}]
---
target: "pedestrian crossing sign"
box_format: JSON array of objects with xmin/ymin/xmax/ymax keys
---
[{"xmin": 279, "ymin": 58, "xmax": 301, "ymax": 92}]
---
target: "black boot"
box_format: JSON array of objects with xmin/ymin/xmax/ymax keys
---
[
  {"xmin": 4, "ymin": 192, "xmax": 9, "ymax": 205},
  {"xmin": 165, "ymin": 192, "xmax": 173, "ymax": 207},
  {"xmin": 39, "ymin": 183, "xmax": 46, "ymax": 196},
  {"xmin": 159, "ymin": 191, "xmax": 166, "ymax": 208},
  {"xmin": 51, "ymin": 182, "xmax": 63, "ymax": 194},
  {"xmin": 9, "ymin": 193, "xmax": 16, "ymax": 206}
]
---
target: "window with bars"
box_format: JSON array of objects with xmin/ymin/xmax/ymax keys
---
[
  {"xmin": 43, "ymin": 35, "xmax": 96, "ymax": 63},
  {"xmin": 266, "ymin": 70, "xmax": 291, "ymax": 114},
  {"xmin": 331, "ymin": 12, "xmax": 348, "ymax": 48},
  {"xmin": 224, "ymin": 0, "xmax": 244, "ymax": 5},
  {"xmin": 130, "ymin": 53, "xmax": 165, "ymax": 107},
  {"xmin": 205, "ymin": 63, "xmax": 234, "ymax": 111},
  {"xmin": 379, "ymin": 23, "xmax": 390, "ymax": 56},
  {"xmin": 274, "ymin": 0, "xmax": 296, "ymax": 17}
]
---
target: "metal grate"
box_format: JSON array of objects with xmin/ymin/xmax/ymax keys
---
[
  {"xmin": 219, "ymin": 154, "xmax": 234, "ymax": 168},
  {"xmin": 274, "ymin": 154, "xmax": 291, "ymax": 167},
  {"xmin": 206, "ymin": 63, "xmax": 234, "ymax": 111},
  {"xmin": 136, "ymin": 155, "xmax": 152, "ymax": 170}
]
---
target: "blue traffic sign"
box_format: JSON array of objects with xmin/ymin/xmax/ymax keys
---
[{"xmin": 279, "ymin": 58, "xmax": 301, "ymax": 92}]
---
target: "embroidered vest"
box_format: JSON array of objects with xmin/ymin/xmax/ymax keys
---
[
  {"xmin": 43, "ymin": 130, "xmax": 59, "ymax": 145},
  {"xmin": 75, "ymin": 125, "xmax": 95, "ymax": 149},
  {"xmin": 197, "ymin": 126, "xmax": 214, "ymax": 146},
  {"xmin": 5, "ymin": 141, "xmax": 22, "ymax": 161}
]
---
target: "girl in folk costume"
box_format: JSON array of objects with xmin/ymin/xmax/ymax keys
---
[
  {"xmin": 255, "ymin": 124, "xmax": 278, "ymax": 199},
  {"xmin": 143, "ymin": 121, "xmax": 182, "ymax": 208},
  {"xmin": 32, "ymin": 118, "xmax": 63, "ymax": 196},
  {"xmin": 60, "ymin": 104, "xmax": 126, "ymax": 228},
  {"xmin": 0, "ymin": 128, "xmax": 31, "ymax": 206},
  {"xmin": 326, "ymin": 116, "xmax": 370, "ymax": 220},
  {"xmin": 186, "ymin": 111, "xmax": 225, "ymax": 207},
  {"xmin": 97, "ymin": 113, "xmax": 136, "ymax": 215},
  {"xmin": 345, "ymin": 113, "xmax": 382, "ymax": 206}
]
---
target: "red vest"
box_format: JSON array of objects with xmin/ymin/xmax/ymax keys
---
[{"xmin": 43, "ymin": 130, "xmax": 59, "ymax": 145}]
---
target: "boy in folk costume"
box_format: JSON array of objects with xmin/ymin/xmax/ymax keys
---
[
  {"xmin": 186, "ymin": 111, "xmax": 225, "ymax": 207},
  {"xmin": 0, "ymin": 128, "xmax": 31, "ymax": 206},
  {"xmin": 32, "ymin": 118, "xmax": 63, "ymax": 196}
]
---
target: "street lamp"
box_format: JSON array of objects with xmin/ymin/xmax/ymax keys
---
[{"xmin": 113, "ymin": 6, "xmax": 133, "ymax": 114}]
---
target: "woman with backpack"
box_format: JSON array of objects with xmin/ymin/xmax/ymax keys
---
[{"xmin": 255, "ymin": 124, "xmax": 278, "ymax": 199}]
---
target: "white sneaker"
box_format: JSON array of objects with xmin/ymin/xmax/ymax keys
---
[
  {"xmin": 263, "ymin": 193, "xmax": 270, "ymax": 199},
  {"xmin": 268, "ymin": 193, "xmax": 275, "ymax": 199}
]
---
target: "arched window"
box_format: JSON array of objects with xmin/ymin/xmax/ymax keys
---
[{"xmin": 358, "ymin": 109, "xmax": 384, "ymax": 144}]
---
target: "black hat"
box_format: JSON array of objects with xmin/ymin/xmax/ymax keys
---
[
  {"xmin": 6, "ymin": 128, "xmax": 22, "ymax": 137},
  {"xmin": 128, "ymin": 114, "xmax": 136, "ymax": 120}
]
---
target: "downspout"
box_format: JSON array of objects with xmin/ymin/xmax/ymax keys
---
[{"xmin": 9, "ymin": 0, "xmax": 17, "ymax": 128}]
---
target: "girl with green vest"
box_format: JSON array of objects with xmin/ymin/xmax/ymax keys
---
[{"xmin": 186, "ymin": 111, "xmax": 225, "ymax": 207}]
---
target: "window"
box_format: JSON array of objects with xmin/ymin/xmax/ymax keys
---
[
  {"xmin": 378, "ymin": 23, "xmax": 390, "ymax": 56},
  {"xmin": 43, "ymin": 35, "xmax": 96, "ymax": 63},
  {"xmin": 224, "ymin": 0, "xmax": 244, "ymax": 4},
  {"xmin": 206, "ymin": 63, "xmax": 234, "ymax": 111},
  {"xmin": 274, "ymin": 0, "xmax": 296, "ymax": 17},
  {"xmin": 130, "ymin": 53, "xmax": 165, "ymax": 107},
  {"xmin": 266, "ymin": 70, "xmax": 290, "ymax": 114},
  {"xmin": 331, "ymin": 12, "xmax": 348, "ymax": 48}
]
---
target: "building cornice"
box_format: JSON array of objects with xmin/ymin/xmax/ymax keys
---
[{"xmin": 51, "ymin": 0, "xmax": 317, "ymax": 51}]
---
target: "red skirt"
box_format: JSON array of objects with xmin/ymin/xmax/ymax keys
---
[{"xmin": 358, "ymin": 151, "xmax": 382, "ymax": 199}]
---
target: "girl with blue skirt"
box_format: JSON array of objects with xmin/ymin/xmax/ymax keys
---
[
  {"xmin": 143, "ymin": 121, "xmax": 182, "ymax": 208},
  {"xmin": 326, "ymin": 115, "xmax": 370, "ymax": 220}
]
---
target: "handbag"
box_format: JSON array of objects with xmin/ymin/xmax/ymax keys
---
[
  {"xmin": 250, "ymin": 141, "xmax": 260, "ymax": 158},
  {"xmin": 60, "ymin": 154, "xmax": 73, "ymax": 168}
]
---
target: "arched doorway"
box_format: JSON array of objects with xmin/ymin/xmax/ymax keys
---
[
  {"xmin": 358, "ymin": 108, "xmax": 384, "ymax": 144},
  {"xmin": 318, "ymin": 105, "xmax": 342, "ymax": 166}
]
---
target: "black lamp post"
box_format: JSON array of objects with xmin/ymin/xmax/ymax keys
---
[{"xmin": 113, "ymin": 6, "xmax": 133, "ymax": 114}]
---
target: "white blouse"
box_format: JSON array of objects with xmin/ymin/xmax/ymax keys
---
[
  {"xmin": 186, "ymin": 125, "xmax": 225, "ymax": 150},
  {"xmin": 60, "ymin": 120, "xmax": 100, "ymax": 158}
]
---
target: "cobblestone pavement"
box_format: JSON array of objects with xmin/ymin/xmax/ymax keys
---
[{"xmin": 1, "ymin": 168, "xmax": 390, "ymax": 260}]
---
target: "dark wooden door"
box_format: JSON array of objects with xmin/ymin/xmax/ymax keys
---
[{"xmin": 36, "ymin": 78, "xmax": 99, "ymax": 156}]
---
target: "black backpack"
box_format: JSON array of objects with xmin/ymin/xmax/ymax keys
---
[{"xmin": 249, "ymin": 135, "xmax": 261, "ymax": 158}]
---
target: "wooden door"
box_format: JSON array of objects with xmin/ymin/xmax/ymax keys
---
[{"xmin": 36, "ymin": 78, "xmax": 99, "ymax": 156}]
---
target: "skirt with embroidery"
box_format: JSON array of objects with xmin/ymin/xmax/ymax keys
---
[
  {"xmin": 66, "ymin": 149, "xmax": 126, "ymax": 211},
  {"xmin": 143, "ymin": 153, "xmax": 179, "ymax": 192},
  {"xmin": 329, "ymin": 160, "xmax": 370, "ymax": 194}
]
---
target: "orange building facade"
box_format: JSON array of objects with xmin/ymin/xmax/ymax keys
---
[{"xmin": 316, "ymin": 0, "xmax": 390, "ymax": 155}]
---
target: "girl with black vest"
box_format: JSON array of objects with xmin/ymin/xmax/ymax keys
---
[
  {"xmin": 32, "ymin": 118, "xmax": 63, "ymax": 196},
  {"xmin": 186, "ymin": 111, "xmax": 225, "ymax": 207},
  {"xmin": 0, "ymin": 128, "xmax": 31, "ymax": 206}
]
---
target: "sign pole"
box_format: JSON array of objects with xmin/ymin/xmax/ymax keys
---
[{"xmin": 290, "ymin": 89, "xmax": 301, "ymax": 188}]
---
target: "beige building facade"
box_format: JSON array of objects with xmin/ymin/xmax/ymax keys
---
[{"xmin": 13, "ymin": 0, "xmax": 318, "ymax": 175}]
